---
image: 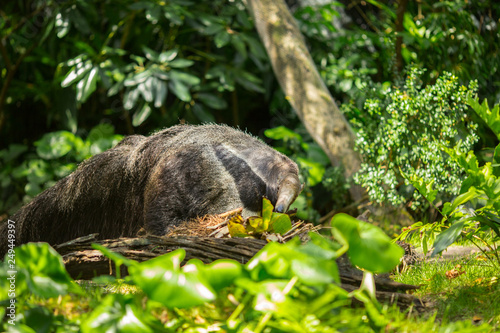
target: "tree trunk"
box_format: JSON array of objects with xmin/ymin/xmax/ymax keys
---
[{"xmin": 246, "ymin": 0, "xmax": 365, "ymax": 201}]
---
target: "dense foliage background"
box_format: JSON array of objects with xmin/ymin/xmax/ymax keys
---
[
  {"xmin": 1, "ymin": 0, "xmax": 499, "ymax": 222},
  {"xmin": 2, "ymin": 1, "xmax": 500, "ymax": 331}
]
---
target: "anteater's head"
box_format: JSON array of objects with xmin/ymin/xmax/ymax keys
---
[{"xmin": 274, "ymin": 171, "xmax": 302, "ymax": 213}]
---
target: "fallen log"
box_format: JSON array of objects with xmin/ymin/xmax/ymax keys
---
[{"xmin": 53, "ymin": 233, "xmax": 426, "ymax": 310}]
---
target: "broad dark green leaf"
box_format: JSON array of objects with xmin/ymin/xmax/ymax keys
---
[
  {"xmin": 185, "ymin": 259, "xmax": 242, "ymax": 291},
  {"xmin": 169, "ymin": 79, "xmax": 191, "ymax": 102},
  {"xmin": 87, "ymin": 123, "xmax": 115, "ymax": 142},
  {"xmin": 35, "ymin": 131, "xmax": 76, "ymax": 159},
  {"xmin": 246, "ymin": 240, "xmax": 340, "ymax": 285},
  {"xmin": 192, "ymin": 104, "xmax": 216, "ymax": 123},
  {"xmin": 128, "ymin": 249, "xmax": 216, "ymax": 308},
  {"xmin": 169, "ymin": 69, "xmax": 201, "ymax": 85},
  {"xmin": 81, "ymin": 294, "xmax": 166, "ymax": 333},
  {"xmin": 331, "ymin": 213, "xmax": 404, "ymax": 273},
  {"xmin": 197, "ymin": 92, "xmax": 227, "ymax": 110},
  {"xmin": 14, "ymin": 243, "xmax": 82, "ymax": 298},
  {"xmin": 431, "ymin": 221, "xmax": 465, "ymax": 256},
  {"xmin": 214, "ymin": 31, "xmax": 231, "ymax": 48}
]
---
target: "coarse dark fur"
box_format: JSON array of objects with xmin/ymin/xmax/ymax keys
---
[{"xmin": 0, "ymin": 124, "xmax": 301, "ymax": 257}]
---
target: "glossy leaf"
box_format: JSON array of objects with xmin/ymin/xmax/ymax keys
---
[
  {"xmin": 431, "ymin": 221, "xmax": 465, "ymax": 256},
  {"xmin": 197, "ymin": 92, "xmax": 227, "ymax": 110},
  {"xmin": 14, "ymin": 243, "xmax": 82, "ymax": 298},
  {"xmin": 169, "ymin": 79, "xmax": 191, "ymax": 102},
  {"xmin": 35, "ymin": 131, "xmax": 76, "ymax": 159},
  {"xmin": 468, "ymin": 97, "xmax": 500, "ymax": 140},
  {"xmin": 81, "ymin": 294, "xmax": 166, "ymax": 333},
  {"xmin": 269, "ymin": 212, "xmax": 292, "ymax": 235},
  {"xmin": 192, "ymin": 104, "xmax": 216, "ymax": 123},
  {"xmin": 132, "ymin": 103, "xmax": 151, "ymax": 127},
  {"xmin": 246, "ymin": 240, "xmax": 340, "ymax": 285},
  {"xmin": 61, "ymin": 59, "xmax": 92, "ymax": 87},
  {"xmin": 159, "ymin": 49, "xmax": 178, "ymax": 63},
  {"xmin": 186, "ymin": 259, "xmax": 243, "ymax": 291},
  {"xmin": 169, "ymin": 58, "xmax": 194, "ymax": 68},
  {"xmin": 76, "ymin": 67, "xmax": 99, "ymax": 102},
  {"xmin": 128, "ymin": 249, "xmax": 216, "ymax": 308},
  {"xmin": 331, "ymin": 213, "xmax": 404, "ymax": 273}
]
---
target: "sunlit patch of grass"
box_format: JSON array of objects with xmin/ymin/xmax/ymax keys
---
[{"xmin": 392, "ymin": 253, "xmax": 500, "ymax": 330}]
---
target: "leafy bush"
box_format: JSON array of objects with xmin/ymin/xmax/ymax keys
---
[
  {"xmin": 0, "ymin": 214, "xmax": 403, "ymax": 332},
  {"xmin": 352, "ymin": 67, "xmax": 478, "ymax": 209},
  {"xmin": 398, "ymin": 98, "xmax": 500, "ymax": 269},
  {"xmin": 0, "ymin": 124, "xmax": 123, "ymax": 214}
]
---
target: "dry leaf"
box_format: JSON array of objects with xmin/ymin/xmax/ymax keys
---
[{"xmin": 445, "ymin": 267, "xmax": 465, "ymax": 279}]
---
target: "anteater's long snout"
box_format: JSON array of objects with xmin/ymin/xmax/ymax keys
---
[{"xmin": 274, "ymin": 173, "xmax": 302, "ymax": 213}]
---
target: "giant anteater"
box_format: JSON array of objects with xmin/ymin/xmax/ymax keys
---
[{"xmin": 0, "ymin": 124, "xmax": 301, "ymax": 257}]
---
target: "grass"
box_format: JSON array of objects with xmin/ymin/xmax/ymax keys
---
[{"xmin": 392, "ymin": 251, "xmax": 500, "ymax": 330}]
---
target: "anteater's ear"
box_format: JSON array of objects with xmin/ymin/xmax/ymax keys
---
[{"xmin": 274, "ymin": 173, "xmax": 302, "ymax": 213}]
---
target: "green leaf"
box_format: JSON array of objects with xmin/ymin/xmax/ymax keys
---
[
  {"xmin": 401, "ymin": 170, "xmax": 438, "ymax": 203},
  {"xmin": 87, "ymin": 123, "xmax": 115, "ymax": 142},
  {"xmin": 124, "ymin": 69, "xmax": 152, "ymax": 87},
  {"xmin": 169, "ymin": 69, "xmax": 201, "ymax": 86},
  {"xmin": 159, "ymin": 49, "xmax": 178, "ymax": 63},
  {"xmin": 262, "ymin": 197, "xmax": 273, "ymax": 224},
  {"xmin": 246, "ymin": 240, "xmax": 340, "ymax": 285},
  {"xmin": 331, "ymin": 213, "xmax": 404, "ymax": 273},
  {"xmin": 123, "ymin": 87, "xmax": 140, "ymax": 110},
  {"xmin": 92, "ymin": 244, "xmax": 137, "ymax": 268},
  {"xmin": 264, "ymin": 126, "xmax": 303, "ymax": 141},
  {"xmin": 169, "ymin": 58, "xmax": 194, "ymax": 68},
  {"xmin": 55, "ymin": 12, "xmax": 70, "ymax": 38},
  {"xmin": 153, "ymin": 79, "xmax": 168, "ymax": 108},
  {"xmin": 468, "ymin": 97, "xmax": 500, "ymax": 140},
  {"xmin": 81, "ymin": 294, "xmax": 166, "ymax": 333},
  {"xmin": 61, "ymin": 59, "xmax": 92, "ymax": 87},
  {"xmin": 231, "ymin": 34, "xmax": 247, "ymax": 59},
  {"xmin": 214, "ymin": 31, "xmax": 231, "ymax": 48},
  {"xmin": 76, "ymin": 67, "xmax": 99, "ymax": 102},
  {"xmin": 431, "ymin": 221, "xmax": 465, "ymax": 256},
  {"xmin": 192, "ymin": 104, "xmax": 216, "ymax": 123},
  {"xmin": 35, "ymin": 131, "xmax": 76, "ymax": 159},
  {"xmin": 132, "ymin": 103, "xmax": 152, "ymax": 127},
  {"xmin": 197, "ymin": 92, "xmax": 228, "ymax": 110},
  {"xmin": 142, "ymin": 46, "xmax": 159, "ymax": 62},
  {"xmin": 269, "ymin": 213, "xmax": 292, "ymax": 235},
  {"xmin": 128, "ymin": 249, "xmax": 216, "ymax": 308},
  {"xmin": 444, "ymin": 186, "xmax": 477, "ymax": 215},
  {"xmin": 14, "ymin": 243, "xmax": 82, "ymax": 298},
  {"xmin": 297, "ymin": 157, "xmax": 325, "ymax": 186},
  {"xmin": 169, "ymin": 79, "xmax": 191, "ymax": 102},
  {"xmin": 186, "ymin": 259, "xmax": 242, "ymax": 291}
]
